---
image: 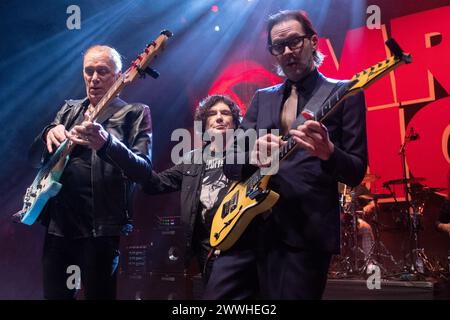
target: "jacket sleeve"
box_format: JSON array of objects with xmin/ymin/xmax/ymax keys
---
[
  {"xmin": 321, "ymin": 91, "xmax": 368, "ymax": 187},
  {"xmin": 97, "ymin": 104, "xmax": 153, "ymax": 184},
  {"xmin": 28, "ymin": 102, "xmax": 72, "ymax": 168},
  {"xmin": 223, "ymin": 90, "xmax": 260, "ymax": 181},
  {"xmin": 141, "ymin": 163, "xmax": 185, "ymax": 194}
]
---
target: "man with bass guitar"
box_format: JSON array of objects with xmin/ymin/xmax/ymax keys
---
[{"xmin": 28, "ymin": 45, "xmax": 152, "ymax": 299}]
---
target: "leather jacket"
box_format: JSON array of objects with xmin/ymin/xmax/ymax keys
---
[{"xmin": 29, "ymin": 97, "xmax": 153, "ymax": 236}]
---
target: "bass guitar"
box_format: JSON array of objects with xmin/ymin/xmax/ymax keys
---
[{"xmin": 17, "ymin": 30, "xmax": 173, "ymax": 225}]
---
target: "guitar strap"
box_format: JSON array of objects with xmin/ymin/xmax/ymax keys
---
[
  {"xmin": 65, "ymin": 98, "xmax": 126, "ymax": 132},
  {"xmin": 96, "ymin": 98, "xmax": 127, "ymax": 124},
  {"xmin": 290, "ymin": 77, "xmax": 343, "ymax": 130}
]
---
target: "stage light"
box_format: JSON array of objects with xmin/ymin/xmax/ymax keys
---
[
  {"xmin": 211, "ymin": 5, "xmax": 219, "ymax": 13},
  {"xmin": 214, "ymin": 25, "xmax": 220, "ymax": 32}
]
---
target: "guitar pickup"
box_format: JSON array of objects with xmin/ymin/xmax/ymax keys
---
[
  {"xmin": 230, "ymin": 191, "xmax": 239, "ymax": 211},
  {"xmin": 222, "ymin": 202, "xmax": 230, "ymax": 218},
  {"xmin": 247, "ymin": 188, "xmax": 261, "ymax": 200}
]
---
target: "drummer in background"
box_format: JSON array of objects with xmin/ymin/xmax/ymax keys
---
[
  {"xmin": 353, "ymin": 183, "xmax": 376, "ymax": 261},
  {"xmin": 436, "ymin": 169, "xmax": 450, "ymax": 237},
  {"xmin": 340, "ymin": 181, "xmax": 375, "ymax": 262}
]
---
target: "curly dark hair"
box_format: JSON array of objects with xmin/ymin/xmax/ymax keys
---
[{"xmin": 194, "ymin": 94, "xmax": 242, "ymax": 134}]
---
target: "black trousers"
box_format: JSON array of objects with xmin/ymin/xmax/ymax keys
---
[
  {"xmin": 42, "ymin": 233, "xmax": 120, "ymax": 300},
  {"xmin": 204, "ymin": 220, "xmax": 332, "ymax": 300}
]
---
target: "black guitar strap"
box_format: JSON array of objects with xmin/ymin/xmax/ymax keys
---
[
  {"xmin": 290, "ymin": 77, "xmax": 342, "ymax": 130},
  {"xmin": 96, "ymin": 97, "xmax": 127, "ymax": 124}
]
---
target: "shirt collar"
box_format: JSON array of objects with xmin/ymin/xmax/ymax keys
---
[{"xmin": 285, "ymin": 68, "xmax": 319, "ymax": 95}]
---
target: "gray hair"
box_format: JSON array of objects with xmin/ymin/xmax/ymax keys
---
[{"xmin": 84, "ymin": 45, "xmax": 123, "ymax": 73}]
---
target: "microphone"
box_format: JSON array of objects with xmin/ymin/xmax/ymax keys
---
[{"xmin": 408, "ymin": 127, "xmax": 419, "ymax": 141}]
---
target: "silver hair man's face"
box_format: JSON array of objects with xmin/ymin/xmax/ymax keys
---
[{"xmin": 83, "ymin": 47, "xmax": 121, "ymax": 106}]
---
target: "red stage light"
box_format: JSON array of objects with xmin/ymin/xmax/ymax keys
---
[{"xmin": 211, "ymin": 5, "xmax": 219, "ymax": 13}]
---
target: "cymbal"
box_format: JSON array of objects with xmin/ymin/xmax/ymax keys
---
[
  {"xmin": 358, "ymin": 193, "xmax": 391, "ymax": 200},
  {"xmin": 361, "ymin": 173, "xmax": 380, "ymax": 183},
  {"xmin": 383, "ymin": 177, "xmax": 425, "ymax": 186}
]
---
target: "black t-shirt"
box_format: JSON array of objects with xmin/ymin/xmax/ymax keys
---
[
  {"xmin": 47, "ymin": 104, "xmax": 95, "ymax": 238},
  {"xmin": 195, "ymin": 151, "xmax": 230, "ymax": 247}
]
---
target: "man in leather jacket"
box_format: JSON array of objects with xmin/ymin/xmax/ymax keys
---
[
  {"xmin": 142, "ymin": 94, "xmax": 241, "ymax": 284},
  {"xmin": 28, "ymin": 45, "xmax": 152, "ymax": 299}
]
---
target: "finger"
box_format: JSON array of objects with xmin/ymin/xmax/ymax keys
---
[
  {"xmin": 305, "ymin": 130, "xmax": 325, "ymax": 144},
  {"xmin": 269, "ymin": 134, "xmax": 283, "ymax": 145},
  {"xmin": 295, "ymin": 123, "xmax": 307, "ymax": 131},
  {"xmin": 301, "ymin": 126, "xmax": 326, "ymax": 142},
  {"xmin": 289, "ymin": 129, "xmax": 311, "ymax": 141},
  {"xmin": 267, "ymin": 141, "xmax": 281, "ymax": 150},
  {"xmin": 80, "ymin": 122, "xmax": 93, "ymax": 136},
  {"xmin": 84, "ymin": 111, "xmax": 93, "ymax": 122},
  {"xmin": 261, "ymin": 134, "xmax": 277, "ymax": 143},
  {"xmin": 304, "ymin": 120, "xmax": 320, "ymax": 128},
  {"xmin": 305, "ymin": 121, "xmax": 328, "ymax": 138},
  {"xmin": 52, "ymin": 128, "xmax": 66, "ymax": 142},
  {"xmin": 301, "ymin": 135, "xmax": 316, "ymax": 148},
  {"xmin": 86, "ymin": 123, "xmax": 100, "ymax": 134},
  {"xmin": 51, "ymin": 134, "xmax": 62, "ymax": 147},
  {"xmin": 81, "ymin": 120, "xmax": 93, "ymax": 127},
  {"xmin": 292, "ymin": 135, "xmax": 315, "ymax": 153},
  {"xmin": 256, "ymin": 153, "xmax": 272, "ymax": 167},
  {"xmin": 259, "ymin": 160, "xmax": 271, "ymax": 168},
  {"xmin": 73, "ymin": 125, "xmax": 87, "ymax": 136},
  {"xmin": 257, "ymin": 141, "xmax": 279, "ymax": 154},
  {"xmin": 46, "ymin": 137, "xmax": 53, "ymax": 153},
  {"xmin": 69, "ymin": 135, "xmax": 90, "ymax": 146},
  {"xmin": 47, "ymin": 135, "xmax": 61, "ymax": 153},
  {"xmin": 65, "ymin": 129, "xmax": 77, "ymax": 140}
]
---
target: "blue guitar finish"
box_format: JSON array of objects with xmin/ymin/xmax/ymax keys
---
[{"xmin": 19, "ymin": 140, "xmax": 69, "ymax": 225}]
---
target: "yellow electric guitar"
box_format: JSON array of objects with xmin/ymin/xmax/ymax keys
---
[{"xmin": 210, "ymin": 38, "xmax": 412, "ymax": 251}]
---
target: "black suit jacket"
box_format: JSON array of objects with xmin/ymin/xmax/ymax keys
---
[{"xmin": 224, "ymin": 71, "xmax": 368, "ymax": 253}]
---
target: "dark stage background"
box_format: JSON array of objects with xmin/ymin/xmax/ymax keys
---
[{"xmin": 0, "ymin": 0, "xmax": 449, "ymax": 299}]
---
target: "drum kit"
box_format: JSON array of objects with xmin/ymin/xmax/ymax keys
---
[
  {"xmin": 330, "ymin": 127, "xmax": 447, "ymax": 279},
  {"xmin": 332, "ymin": 172, "xmax": 446, "ymax": 279}
]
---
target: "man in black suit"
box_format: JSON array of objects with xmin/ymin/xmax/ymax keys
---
[{"xmin": 205, "ymin": 10, "xmax": 367, "ymax": 299}]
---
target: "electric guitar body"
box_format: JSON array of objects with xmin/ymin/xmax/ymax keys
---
[
  {"xmin": 20, "ymin": 141, "xmax": 69, "ymax": 225},
  {"xmin": 210, "ymin": 175, "xmax": 279, "ymax": 251}
]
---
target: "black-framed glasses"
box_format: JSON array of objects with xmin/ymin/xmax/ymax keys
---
[{"xmin": 268, "ymin": 35, "xmax": 310, "ymax": 56}]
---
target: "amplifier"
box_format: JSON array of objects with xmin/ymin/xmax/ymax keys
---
[
  {"xmin": 117, "ymin": 273, "xmax": 204, "ymax": 300},
  {"xmin": 121, "ymin": 244, "xmax": 150, "ymax": 276},
  {"xmin": 148, "ymin": 223, "xmax": 185, "ymax": 273}
]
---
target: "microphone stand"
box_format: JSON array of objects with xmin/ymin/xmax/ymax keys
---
[{"xmin": 398, "ymin": 129, "xmax": 422, "ymax": 276}]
